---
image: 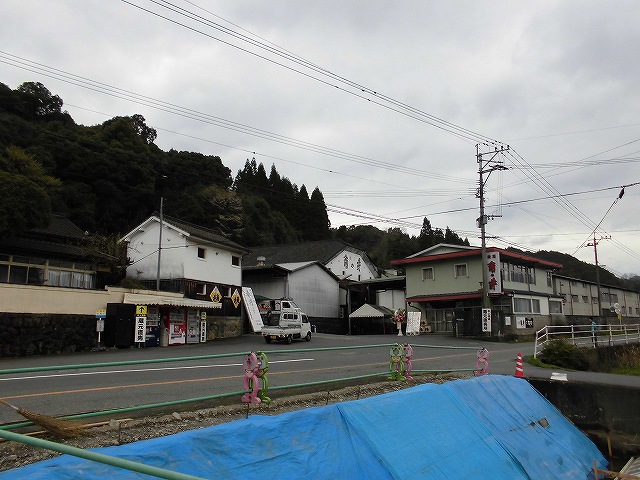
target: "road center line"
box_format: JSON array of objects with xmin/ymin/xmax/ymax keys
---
[{"xmin": 0, "ymin": 358, "xmax": 315, "ymax": 382}]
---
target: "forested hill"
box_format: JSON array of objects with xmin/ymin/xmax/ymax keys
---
[
  {"xmin": 3, "ymin": 80, "xmax": 633, "ymax": 283},
  {"xmin": 0, "ymin": 80, "xmax": 471, "ymax": 269},
  {"xmin": 0, "ymin": 80, "xmax": 331, "ymax": 246}
]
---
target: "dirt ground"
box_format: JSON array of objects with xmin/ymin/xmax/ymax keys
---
[{"xmin": 0, "ymin": 372, "xmax": 470, "ymax": 473}]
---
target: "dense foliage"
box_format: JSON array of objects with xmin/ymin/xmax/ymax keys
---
[
  {"xmin": 539, "ymin": 339, "xmax": 591, "ymax": 370},
  {"xmin": 0, "ymin": 80, "xmax": 469, "ymax": 268}
]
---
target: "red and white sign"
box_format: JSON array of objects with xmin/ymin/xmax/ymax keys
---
[{"xmin": 486, "ymin": 251, "xmax": 502, "ymax": 294}]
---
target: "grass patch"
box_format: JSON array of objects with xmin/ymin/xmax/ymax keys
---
[{"xmin": 532, "ymin": 342, "xmax": 640, "ymax": 375}]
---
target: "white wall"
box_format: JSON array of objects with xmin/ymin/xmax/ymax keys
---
[
  {"xmin": 325, "ymin": 249, "xmax": 376, "ymax": 280},
  {"xmin": 376, "ymin": 289, "xmax": 406, "ymax": 310},
  {"xmin": 125, "ymin": 221, "xmax": 242, "ymax": 285},
  {"xmin": 288, "ymin": 266, "xmax": 340, "ymax": 318}
]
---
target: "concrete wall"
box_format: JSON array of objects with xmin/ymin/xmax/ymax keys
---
[
  {"xmin": 529, "ymin": 379, "xmax": 640, "ymax": 460},
  {"xmin": 0, "ymin": 285, "xmax": 242, "ymax": 356},
  {"xmin": 0, "ymin": 284, "xmax": 130, "ymax": 314}
]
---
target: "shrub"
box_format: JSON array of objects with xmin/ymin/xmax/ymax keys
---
[{"xmin": 539, "ymin": 339, "xmax": 590, "ymax": 370}]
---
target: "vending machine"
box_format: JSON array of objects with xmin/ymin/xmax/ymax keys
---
[
  {"xmin": 144, "ymin": 305, "xmax": 161, "ymax": 347},
  {"xmin": 168, "ymin": 307, "xmax": 186, "ymax": 345},
  {"xmin": 186, "ymin": 309, "xmax": 200, "ymax": 344}
]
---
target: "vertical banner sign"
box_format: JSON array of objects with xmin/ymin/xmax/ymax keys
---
[
  {"xmin": 200, "ymin": 320, "xmax": 207, "ymax": 343},
  {"xmin": 481, "ymin": 308, "xmax": 492, "ymax": 333},
  {"xmin": 406, "ymin": 311, "xmax": 421, "ymax": 335},
  {"xmin": 135, "ymin": 316, "xmax": 147, "ymax": 343},
  {"xmin": 135, "ymin": 305, "xmax": 148, "ymax": 344},
  {"xmin": 486, "ymin": 251, "xmax": 501, "ymax": 294}
]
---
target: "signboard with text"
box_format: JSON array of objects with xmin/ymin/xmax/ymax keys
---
[
  {"xmin": 242, "ymin": 287, "xmax": 264, "ymax": 332},
  {"xmin": 481, "ymin": 308, "xmax": 491, "ymax": 333}
]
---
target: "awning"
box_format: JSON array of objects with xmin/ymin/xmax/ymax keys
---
[
  {"xmin": 123, "ymin": 293, "xmax": 222, "ymax": 309},
  {"xmin": 406, "ymin": 292, "xmax": 482, "ymax": 303},
  {"xmin": 349, "ymin": 304, "xmax": 394, "ymax": 319}
]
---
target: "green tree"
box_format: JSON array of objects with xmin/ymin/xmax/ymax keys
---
[
  {"xmin": 308, "ymin": 187, "xmax": 330, "ymax": 240},
  {"xmin": 16, "ymin": 81, "xmax": 64, "ymax": 119},
  {"xmin": 418, "ymin": 217, "xmax": 434, "ymax": 250},
  {"xmin": 0, "ymin": 171, "xmax": 51, "ymax": 236},
  {"xmin": 197, "ymin": 185, "xmax": 244, "ymax": 240}
]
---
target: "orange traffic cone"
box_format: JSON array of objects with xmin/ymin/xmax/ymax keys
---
[{"xmin": 515, "ymin": 352, "xmax": 524, "ymax": 378}]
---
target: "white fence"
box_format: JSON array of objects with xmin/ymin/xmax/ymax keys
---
[{"xmin": 534, "ymin": 323, "xmax": 640, "ymax": 358}]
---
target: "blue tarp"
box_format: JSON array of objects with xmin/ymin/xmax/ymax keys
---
[{"xmin": 0, "ymin": 375, "xmax": 607, "ymax": 479}]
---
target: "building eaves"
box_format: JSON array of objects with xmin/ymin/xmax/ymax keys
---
[
  {"xmin": 406, "ymin": 292, "xmax": 482, "ymax": 303},
  {"xmin": 392, "ymin": 246, "xmax": 563, "ymax": 270}
]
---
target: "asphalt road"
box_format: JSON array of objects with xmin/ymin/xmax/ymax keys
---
[{"xmin": 1, "ymin": 333, "xmax": 639, "ymax": 426}]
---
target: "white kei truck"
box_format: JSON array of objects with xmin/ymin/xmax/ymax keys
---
[{"xmin": 261, "ymin": 302, "xmax": 312, "ymax": 344}]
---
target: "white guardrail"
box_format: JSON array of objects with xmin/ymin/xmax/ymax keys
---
[{"xmin": 534, "ymin": 323, "xmax": 640, "ymax": 358}]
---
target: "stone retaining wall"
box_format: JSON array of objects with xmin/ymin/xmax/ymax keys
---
[
  {"xmin": 0, "ymin": 313, "xmax": 243, "ymax": 357},
  {"xmin": 0, "ymin": 313, "xmax": 97, "ymax": 357}
]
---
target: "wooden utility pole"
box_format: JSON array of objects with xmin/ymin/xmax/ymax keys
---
[{"xmin": 476, "ymin": 145, "xmax": 509, "ymax": 309}]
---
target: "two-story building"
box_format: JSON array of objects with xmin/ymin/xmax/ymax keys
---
[
  {"xmin": 553, "ymin": 274, "xmax": 640, "ymax": 323},
  {"xmin": 118, "ymin": 215, "xmax": 248, "ymax": 346},
  {"xmin": 391, "ymin": 244, "xmax": 563, "ymax": 336}
]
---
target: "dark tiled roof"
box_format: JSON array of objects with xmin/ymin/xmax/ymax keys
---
[
  {"xmin": 0, "ymin": 215, "xmax": 89, "ymax": 259},
  {"xmin": 28, "ymin": 214, "xmax": 87, "ymax": 240},
  {"xmin": 162, "ymin": 215, "xmax": 247, "ymax": 253},
  {"xmin": 243, "ymin": 239, "xmax": 356, "ymax": 266},
  {"xmin": 0, "ymin": 237, "xmax": 87, "ymax": 258}
]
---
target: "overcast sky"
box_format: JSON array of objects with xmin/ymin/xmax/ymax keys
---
[{"xmin": 2, "ymin": 1, "xmax": 640, "ymax": 276}]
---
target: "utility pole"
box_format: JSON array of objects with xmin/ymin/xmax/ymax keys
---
[
  {"xmin": 476, "ymin": 144, "xmax": 509, "ymax": 309},
  {"xmin": 586, "ymin": 234, "xmax": 610, "ymax": 323},
  {"xmin": 156, "ymin": 196, "xmax": 163, "ymax": 291}
]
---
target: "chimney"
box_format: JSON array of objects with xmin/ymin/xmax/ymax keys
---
[{"xmin": 256, "ymin": 256, "xmax": 266, "ymax": 267}]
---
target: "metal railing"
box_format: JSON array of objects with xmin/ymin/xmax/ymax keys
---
[{"xmin": 534, "ymin": 323, "xmax": 640, "ymax": 358}]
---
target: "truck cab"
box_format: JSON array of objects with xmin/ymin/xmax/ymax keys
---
[{"xmin": 262, "ymin": 306, "xmax": 312, "ymax": 344}]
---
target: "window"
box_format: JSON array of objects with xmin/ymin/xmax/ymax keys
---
[
  {"xmin": 549, "ymin": 300, "xmax": 563, "ymax": 314},
  {"xmin": 197, "ymin": 247, "xmax": 206, "ymax": 259},
  {"xmin": 610, "ymin": 293, "xmax": 618, "ymax": 303},
  {"xmin": 422, "ymin": 267, "xmax": 434, "ymax": 281},
  {"xmin": 0, "ymin": 255, "xmax": 70, "ymax": 287},
  {"xmin": 547, "ymin": 271, "xmax": 553, "ymax": 287},
  {"xmin": 514, "ymin": 297, "xmax": 541, "ymax": 314},
  {"xmin": 514, "ymin": 298, "xmax": 530, "ymax": 313},
  {"xmin": 508, "ymin": 264, "xmax": 536, "ymax": 284},
  {"xmin": 532, "ymin": 299, "xmax": 541, "ymax": 313},
  {"xmin": 454, "ymin": 264, "xmax": 467, "ymax": 278},
  {"xmin": 231, "ymin": 255, "xmax": 241, "ymax": 267},
  {"xmin": 582, "ymin": 296, "xmax": 589, "ymax": 303},
  {"xmin": 592, "ymin": 297, "xmax": 598, "ymax": 304},
  {"xmin": 571, "ymin": 295, "xmax": 578, "ymax": 302}
]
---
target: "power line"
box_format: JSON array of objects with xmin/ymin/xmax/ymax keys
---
[
  {"xmin": 122, "ymin": 0, "xmax": 506, "ymax": 148},
  {"xmin": 0, "ymin": 51, "xmax": 470, "ymax": 185}
]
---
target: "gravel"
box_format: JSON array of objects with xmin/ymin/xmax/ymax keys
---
[{"xmin": 0, "ymin": 372, "xmax": 470, "ymax": 472}]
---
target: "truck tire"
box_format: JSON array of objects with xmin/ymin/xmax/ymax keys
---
[
  {"xmin": 305, "ymin": 332, "xmax": 311, "ymax": 342},
  {"xmin": 285, "ymin": 335, "xmax": 293, "ymax": 345},
  {"xmin": 264, "ymin": 336, "xmax": 272, "ymax": 344}
]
